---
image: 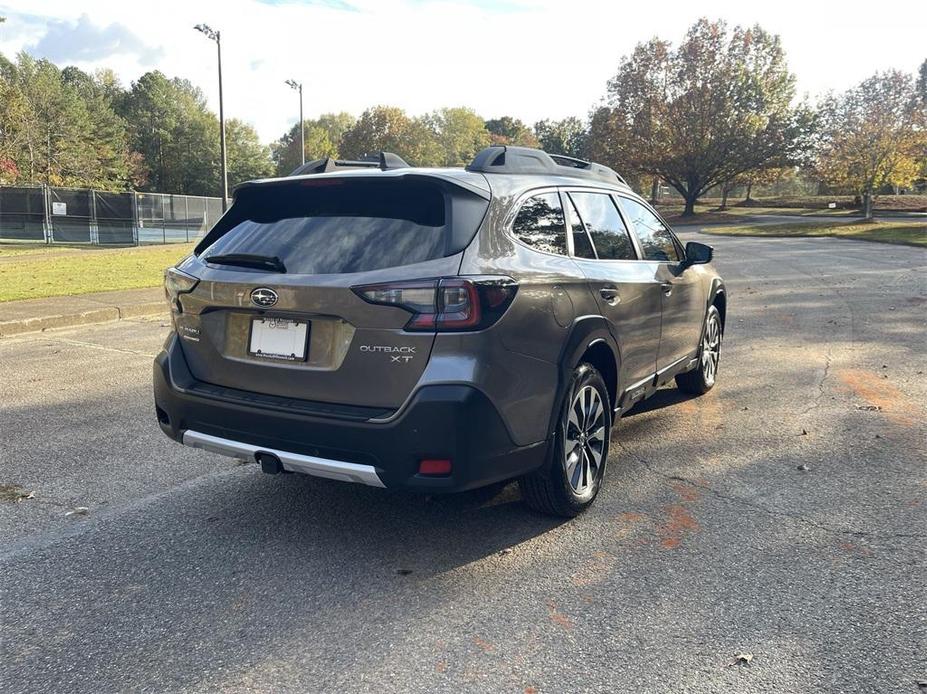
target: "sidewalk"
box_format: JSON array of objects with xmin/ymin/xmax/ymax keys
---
[{"xmin": 0, "ymin": 287, "xmax": 167, "ymax": 337}]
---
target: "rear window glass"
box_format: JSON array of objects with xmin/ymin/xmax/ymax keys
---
[{"xmin": 199, "ymin": 180, "xmax": 453, "ymax": 274}]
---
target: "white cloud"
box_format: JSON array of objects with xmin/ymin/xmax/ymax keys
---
[{"xmin": 1, "ymin": 0, "xmax": 925, "ymax": 143}]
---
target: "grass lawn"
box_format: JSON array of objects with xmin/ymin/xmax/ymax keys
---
[
  {"xmin": 0, "ymin": 243, "xmax": 195, "ymax": 302},
  {"xmin": 656, "ymin": 195, "xmax": 927, "ymax": 222},
  {"xmin": 697, "ymin": 220, "xmax": 927, "ymax": 248},
  {"xmin": 657, "ymin": 204, "xmax": 826, "ymax": 223}
]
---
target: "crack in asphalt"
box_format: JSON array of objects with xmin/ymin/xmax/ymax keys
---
[
  {"xmin": 615, "ymin": 440, "xmax": 927, "ymax": 542},
  {"xmin": 799, "ymin": 351, "xmax": 834, "ymax": 418}
]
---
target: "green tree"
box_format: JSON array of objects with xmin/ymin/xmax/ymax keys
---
[
  {"xmin": 0, "ymin": 57, "xmax": 29, "ymax": 183},
  {"xmin": 534, "ymin": 117, "xmax": 587, "ymax": 157},
  {"xmin": 425, "ymin": 107, "xmax": 490, "ymax": 166},
  {"xmin": 0, "ymin": 52, "xmax": 138, "ymax": 189},
  {"xmin": 340, "ymin": 106, "xmax": 441, "ymax": 166},
  {"xmin": 225, "ymin": 118, "xmax": 273, "ymax": 187},
  {"xmin": 484, "ymin": 116, "xmax": 538, "ymax": 147},
  {"xmin": 814, "ymin": 70, "xmax": 925, "ymax": 218},
  {"xmin": 917, "ymin": 59, "xmax": 927, "ymax": 105},
  {"xmin": 270, "ymin": 111, "xmax": 353, "ymax": 175},
  {"xmin": 918, "ymin": 60, "xmax": 927, "ymax": 188},
  {"xmin": 119, "ymin": 71, "xmax": 220, "ymax": 195},
  {"xmin": 599, "ymin": 19, "xmax": 803, "ymax": 216}
]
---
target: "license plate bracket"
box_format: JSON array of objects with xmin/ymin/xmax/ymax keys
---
[{"xmin": 248, "ymin": 318, "xmax": 309, "ymax": 362}]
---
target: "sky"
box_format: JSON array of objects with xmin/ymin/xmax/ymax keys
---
[{"xmin": 2, "ymin": 0, "xmax": 925, "ymax": 143}]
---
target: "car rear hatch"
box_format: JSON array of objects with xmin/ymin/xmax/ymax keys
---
[{"xmin": 170, "ymin": 172, "xmax": 490, "ymax": 412}]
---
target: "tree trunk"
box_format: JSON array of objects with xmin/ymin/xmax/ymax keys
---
[
  {"xmin": 720, "ymin": 186, "xmax": 729, "ymax": 210},
  {"xmin": 650, "ymin": 177, "xmax": 659, "ymax": 205},
  {"xmin": 863, "ymin": 190, "xmax": 873, "ymax": 220},
  {"xmin": 682, "ymin": 196, "xmax": 697, "ymax": 217},
  {"xmin": 745, "ymin": 182, "xmax": 753, "ymax": 201}
]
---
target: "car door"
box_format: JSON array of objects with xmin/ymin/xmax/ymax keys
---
[
  {"xmin": 618, "ymin": 196, "xmax": 705, "ymax": 372},
  {"xmin": 564, "ymin": 189, "xmax": 663, "ymax": 392}
]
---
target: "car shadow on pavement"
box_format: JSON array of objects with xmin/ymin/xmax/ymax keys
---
[{"xmin": 622, "ymin": 385, "xmax": 701, "ymax": 417}]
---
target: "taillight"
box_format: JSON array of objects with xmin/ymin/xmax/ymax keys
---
[
  {"xmin": 353, "ymin": 277, "xmax": 517, "ymax": 332},
  {"xmin": 164, "ymin": 267, "xmax": 198, "ymax": 315}
]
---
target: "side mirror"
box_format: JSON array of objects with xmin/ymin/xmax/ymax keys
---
[{"xmin": 683, "ymin": 241, "xmax": 713, "ymax": 267}]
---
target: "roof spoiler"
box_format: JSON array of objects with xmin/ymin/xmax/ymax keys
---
[
  {"xmin": 466, "ymin": 146, "xmax": 627, "ymax": 186},
  {"xmin": 289, "ymin": 151, "xmax": 410, "ymax": 176}
]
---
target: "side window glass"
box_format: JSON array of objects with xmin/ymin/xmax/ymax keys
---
[
  {"xmin": 620, "ymin": 198, "xmax": 680, "ymax": 262},
  {"xmin": 569, "ymin": 192, "xmax": 636, "ymax": 261},
  {"xmin": 512, "ymin": 193, "xmax": 567, "ymax": 256},
  {"xmin": 566, "ymin": 197, "xmax": 596, "ymax": 259}
]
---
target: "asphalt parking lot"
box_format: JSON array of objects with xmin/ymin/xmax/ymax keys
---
[{"xmin": 1, "ymin": 233, "xmax": 925, "ymax": 694}]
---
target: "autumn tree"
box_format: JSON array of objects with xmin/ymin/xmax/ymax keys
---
[
  {"xmin": 598, "ymin": 19, "xmax": 803, "ymax": 216},
  {"xmin": 270, "ymin": 112, "xmax": 354, "ymax": 175},
  {"xmin": 484, "ymin": 116, "xmax": 538, "ymax": 147},
  {"xmin": 534, "ymin": 117, "xmax": 587, "ymax": 157},
  {"xmin": 424, "ymin": 107, "xmax": 490, "ymax": 166},
  {"xmin": 814, "ymin": 70, "xmax": 925, "ymax": 218},
  {"xmin": 339, "ymin": 106, "xmax": 441, "ymax": 166}
]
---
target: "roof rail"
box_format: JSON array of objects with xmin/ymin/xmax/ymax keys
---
[
  {"xmin": 466, "ymin": 146, "xmax": 627, "ymax": 186},
  {"xmin": 289, "ymin": 151, "xmax": 410, "ymax": 176}
]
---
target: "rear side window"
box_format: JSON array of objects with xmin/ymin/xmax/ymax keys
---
[
  {"xmin": 198, "ymin": 179, "xmax": 484, "ymax": 275},
  {"xmin": 566, "ymin": 197, "xmax": 596, "ymax": 259},
  {"xmin": 512, "ymin": 193, "xmax": 568, "ymax": 256},
  {"xmin": 569, "ymin": 192, "xmax": 636, "ymax": 260},
  {"xmin": 620, "ymin": 198, "xmax": 680, "ymax": 262}
]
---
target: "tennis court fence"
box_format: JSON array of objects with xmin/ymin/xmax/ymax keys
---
[{"xmin": 0, "ymin": 185, "xmax": 224, "ymax": 246}]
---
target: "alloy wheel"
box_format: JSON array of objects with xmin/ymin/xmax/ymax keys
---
[
  {"xmin": 564, "ymin": 385, "xmax": 606, "ymax": 495},
  {"xmin": 702, "ymin": 313, "xmax": 721, "ymax": 387}
]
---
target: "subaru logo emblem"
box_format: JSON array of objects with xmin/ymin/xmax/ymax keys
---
[{"xmin": 250, "ymin": 287, "xmax": 278, "ymax": 307}]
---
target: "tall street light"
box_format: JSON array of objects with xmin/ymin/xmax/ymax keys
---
[
  {"xmin": 285, "ymin": 79, "xmax": 305, "ymax": 166},
  {"xmin": 194, "ymin": 23, "xmax": 229, "ymax": 211}
]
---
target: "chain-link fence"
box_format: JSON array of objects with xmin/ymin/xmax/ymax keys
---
[{"xmin": 0, "ymin": 185, "xmax": 224, "ymax": 245}]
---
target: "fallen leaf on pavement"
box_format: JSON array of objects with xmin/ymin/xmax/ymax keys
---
[
  {"xmin": 0, "ymin": 484, "xmax": 35, "ymax": 503},
  {"xmin": 65, "ymin": 507, "xmax": 90, "ymax": 517},
  {"xmin": 727, "ymin": 652, "xmax": 754, "ymax": 667}
]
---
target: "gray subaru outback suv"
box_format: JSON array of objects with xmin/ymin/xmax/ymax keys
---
[{"xmin": 154, "ymin": 146, "xmax": 725, "ymax": 517}]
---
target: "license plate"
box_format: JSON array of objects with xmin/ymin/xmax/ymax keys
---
[{"xmin": 248, "ymin": 318, "xmax": 309, "ymax": 361}]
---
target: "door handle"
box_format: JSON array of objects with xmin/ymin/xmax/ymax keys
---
[
  {"xmin": 599, "ymin": 286, "xmax": 620, "ymax": 305},
  {"xmin": 661, "ymin": 283, "xmax": 673, "ymax": 297}
]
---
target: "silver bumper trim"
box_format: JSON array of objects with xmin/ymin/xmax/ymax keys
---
[{"xmin": 181, "ymin": 430, "xmax": 386, "ymax": 488}]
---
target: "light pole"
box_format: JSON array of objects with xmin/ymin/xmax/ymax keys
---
[
  {"xmin": 285, "ymin": 79, "xmax": 304, "ymax": 166},
  {"xmin": 194, "ymin": 23, "xmax": 229, "ymax": 211}
]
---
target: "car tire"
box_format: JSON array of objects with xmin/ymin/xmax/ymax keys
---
[
  {"xmin": 676, "ymin": 304, "xmax": 722, "ymax": 395},
  {"xmin": 519, "ymin": 363, "xmax": 611, "ymax": 518}
]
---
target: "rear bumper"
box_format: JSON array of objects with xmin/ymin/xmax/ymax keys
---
[{"xmin": 153, "ymin": 335, "xmax": 546, "ymax": 492}]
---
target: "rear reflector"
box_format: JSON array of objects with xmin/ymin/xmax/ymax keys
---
[{"xmin": 418, "ymin": 459, "xmax": 452, "ymax": 476}]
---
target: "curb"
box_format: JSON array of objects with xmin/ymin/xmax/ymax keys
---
[{"xmin": 0, "ymin": 302, "xmax": 167, "ymax": 338}]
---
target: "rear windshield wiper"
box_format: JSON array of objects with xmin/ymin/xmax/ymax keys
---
[{"xmin": 204, "ymin": 253, "xmax": 287, "ymax": 273}]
